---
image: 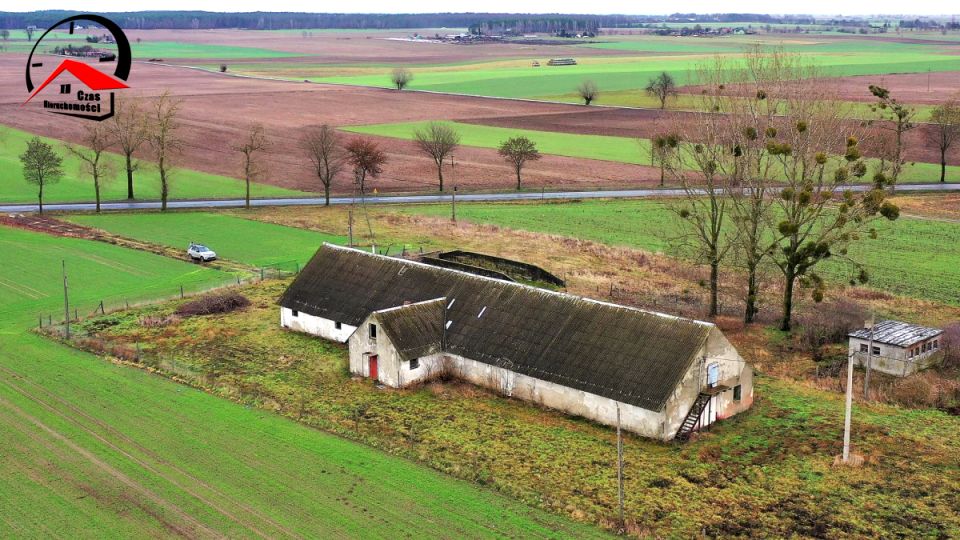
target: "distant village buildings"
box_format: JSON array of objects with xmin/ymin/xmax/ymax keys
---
[{"xmin": 280, "ymin": 244, "xmax": 753, "ymax": 441}]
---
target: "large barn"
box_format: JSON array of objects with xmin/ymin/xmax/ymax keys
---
[{"xmin": 280, "ymin": 244, "xmax": 753, "ymax": 441}]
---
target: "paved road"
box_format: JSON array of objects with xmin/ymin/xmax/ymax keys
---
[{"xmin": 1, "ymin": 183, "xmax": 958, "ymax": 214}]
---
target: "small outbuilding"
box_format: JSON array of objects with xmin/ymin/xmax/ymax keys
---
[
  {"xmin": 848, "ymin": 320, "xmax": 943, "ymax": 376},
  {"xmin": 280, "ymin": 244, "xmax": 754, "ymax": 441}
]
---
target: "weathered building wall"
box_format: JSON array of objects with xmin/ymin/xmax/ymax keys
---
[
  {"xmin": 848, "ymin": 337, "xmax": 941, "ymax": 376},
  {"xmin": 280, "ymin": 307, "xmax": 355, "ymax": 343}
]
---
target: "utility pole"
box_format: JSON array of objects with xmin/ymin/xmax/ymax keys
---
[
  {"xmin": 348, "ymin": 208, "xmax": 354, "ymax": 247},
  {"xmin": 616, "ymin": 404, "xmax": 625, "ymax": 530},
  {"xmin": 451, "ymin": 185, "xmax": 457, "ymax": 223},
  {"xmin": 863, "ymin": 314, "xmax": 875, "ymax": 399},
  {"xmin": 842, "ymin": 349, "xmax": 855, "ymax": 463},
  {"xmin": 62, "ymin": 260, "xmax": 70, "ymax": 340}
]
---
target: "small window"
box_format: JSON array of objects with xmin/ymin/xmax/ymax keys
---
[
  {"xmin": 915, "ymin": 347, "xmax": 920, "ymax": 357},
  {"xmin": 334, "ymin": 321, "xmax": 342, "ymax": 330},
  {"xmin": 922, "ymin": 343, "xmax": 928, "ymax": 353},
  {"xmin": 733, "ymin": 385, "xmax": 742, "ymax": 401},
  {"xmin": 934, "ymin": 340, "xmax": 939, "ymax": 350},
  {"xmin": 859, "ymin": 344, "xmax": 868, "ymax": 353},
  {"xmin": 291, "ymin": 310, "xmax": 299, "ymax": 317},
  {"xmin": 909, "ymin": 349, "xmax": 914, "ymax": 358},
  {"xmin": 369, "ymin": 323, "xmax": 377, "ymax": 339},
  {"xmin": 707, "ymin": 363, "xmax": 719, "ymax": 387},
  {"xmin": 872, "ymin": 346, "xmax": 880, "ymax": 356},
  {"xmin": 410, "ymin": 358, "xmax": 420, "ymax": 370}
]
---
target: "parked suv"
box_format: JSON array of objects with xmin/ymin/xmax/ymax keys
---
[{"xmin": 187, "ymin": 242, "xmax": 217, "ymax": 262}]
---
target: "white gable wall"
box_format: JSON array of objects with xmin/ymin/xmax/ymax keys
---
[{"xmin": 280, "ymin": 307, "xmax": 355, "ymax": 343}]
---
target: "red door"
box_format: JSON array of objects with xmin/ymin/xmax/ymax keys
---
[{"xmin": 368, "ymin": 355, "xmax": 378, "ymax": 380}]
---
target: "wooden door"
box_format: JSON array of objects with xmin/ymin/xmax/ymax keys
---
[{"xmin": 368, "ymin": 355, "xmax": 378, "ymax": 380}]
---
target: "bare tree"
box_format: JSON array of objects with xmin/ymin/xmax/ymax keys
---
[
  {"xmin": 498, "ymin": 136, "xmax": 541, "ymax": 190},
  {"xmin": 20, "ymin": 137, "xmax": 63, "ymax": 214},
  {"xmin": 301, "ymin": 124, "xmax": 346, "ymax": 206},
  {"xmin": 649, "ymin": 133, "xmax": 679, "ymax": 187},
  {"xmin": 345, "ymin": 137, "xmax": 387, "ymax": 194},
  {"xmin": 0, "ymin": 30, "xmax": 10, "ymax": 41},
  {"xmin": 109, "ymin": 95, "xmax": 148, "ymax": 200},
  {"xmin": 391, "ymin": 67, "xmax": 413, "ymax": 91},
  {"xmin": 869, "ymin": 85, "xmax": 916, "ymax": 191},
  {"xmin": 147, "ymin": 91, "xmax": 183, "ymax": 212},
  {"xmin": 25, "ymin": 27, "xmax": 35, "ymax": 41},
  {"xmin": 413, "ymin": 122, "xmax": 460, "ymax": 191},
  {"xmin": 645, "ymin": 72, "xmax": 678, "ymax": 109},
  {"xmin": 925, "ymin": 97, "xmax": 960, "ymax": 183},
  {"xmin": 65, "ymin": 123, "xmax": 114, "ymax": 213},
  {"xmin": 234, "ymin": 123, "xmax": 269, "ymax": 209},
  {"xmin": 577, "ymin": 79, "xmax": 599, "ymax": 105}
]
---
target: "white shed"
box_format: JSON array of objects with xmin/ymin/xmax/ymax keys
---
[{"xmin": 848, "ymin": 320, "xmax": 943, "ymax": 376}]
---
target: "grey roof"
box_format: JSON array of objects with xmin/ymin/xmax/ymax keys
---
[
  {"xmin": 280, "ymin": 244, "xmax": 715, "ymax": 411},
  {"xmin": 375, "ymin": 299, "xmax": 444, "ymax": 361},
  {"xmin": 849, "ymin": 320, "xmax": 943, "ymax": 347}
]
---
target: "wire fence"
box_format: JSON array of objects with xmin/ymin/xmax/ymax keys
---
[{"xmin": 37, "ymin": 261, "xmax": 302, "ymax": 333}]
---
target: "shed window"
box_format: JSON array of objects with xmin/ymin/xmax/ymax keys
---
[
  {"xmin": 934, "ymin": 340, "xmax": 939, "ymax": 350},
  {"xmin": 291, "ymin": 310, "xmax": 299, "ymax": 317},
  {"xmin": 922, "ymin": 343, "xmax": 928, "ymax": 353},
  {"xmin": 859, "ymin": 344, "xmax": 868, "ymax": 353},
  {"xmin": 871, "ymin": 346, "xmax": 880, "ymax": 356},
  {"xmin": 915, "ymin": 347, "xmax": 920, "ymax": 357},
  {"xmin": 335, "ymin": 321, "xmax": 342, "ymax": 330},
  {"xmin": 733, "ymin": 385, "xmax": 742, "ymax": 401},
  {"xmin": 909, "ymin": 348, "xmax": 914, "ymax": 359},
  {"xmin": 410, "ymin": 358, "xmax": 420, "ymax": 370},
  {"xmin": 369, "ymin": 323, "xmax": 377, "ymax": 339}
]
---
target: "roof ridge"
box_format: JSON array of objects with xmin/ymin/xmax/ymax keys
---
[
  {"xmin": 373, "ymin": 297, "xmax": 447, "ymax": 315},
  {"xmin": 324, "ymin": 243, "xmax": 714, "ymax": 328}
]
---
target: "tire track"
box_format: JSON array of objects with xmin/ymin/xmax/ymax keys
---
[
  {"xmin": 0, "ymin": 371, "xmax": 300, "ymax": 539},
  {"xmin": 0, "ymin": 392, "xmax": 221, "ymax": 539}
]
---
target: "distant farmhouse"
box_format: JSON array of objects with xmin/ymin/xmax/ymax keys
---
[
  {"xmin": 849, "ymin": 320, "xmax": 943, "ymax": 376},
  {"xmin": 280, "ymin": 244, "xmax": 753, "ymax": 441}
]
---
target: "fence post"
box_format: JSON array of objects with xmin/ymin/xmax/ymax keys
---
[
  {"xmin": 99, "ymin": 301, "xmax": 105, "ymax": 314},
  {"xmin": 295, "ymin": 262, "xmax": 300, "ymax": 273},
  {"xmin": 74, "ymin": 308, "xmax": 78, "ymax": 321},
  {"xmin": 180, "ymin": 285, "xmax": 184, "ymax": 299},
  {"xmin": 136, "ymin": 342, "xmax": 141, "ymax": 361},
  {"xmin": 125, "ymin": 299, "xmax": 129, "ymax": 309},
  {"xmin": 48, "ymin": 314, "xmax": 52, "ymax": 326},
  {"xmin": 260, "ymin": 267, "xmax": 265, "ymax": 281},
  {"xmin": 39, "ymin": 316, "xmax": 42, "ymax": 329}
]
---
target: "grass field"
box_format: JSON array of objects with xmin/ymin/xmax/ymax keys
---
[
  {"xmin": 66, "ymin": 212, "xmax": 345, "ymax": 267},
  {"xmin": 401, "ymin": 199, "xmax": 960, "ymax": 305},
  {"xmin": 0, "ymin": 223, "xmax": 603, "ymax": 538},
  {"xmin": 0, "ymin": 125, "xmax": 308, "ymax": 204},
  {"xmin": 344, "ymin": 120, "xmax": 960, "ymax": 183}
]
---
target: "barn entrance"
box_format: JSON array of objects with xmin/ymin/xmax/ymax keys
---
[{"xmin": 368, "ymin": 355, "xmax": 378, "ymax": 380}]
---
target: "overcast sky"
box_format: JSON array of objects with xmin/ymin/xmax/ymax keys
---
[{"xmin": 4, "ymin": 1, "xmax": 957, "ymax": 17}]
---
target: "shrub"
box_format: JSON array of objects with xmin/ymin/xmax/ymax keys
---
[
  {"xmin": 175, "ymin": 292, "xmax": 250, "ymax": 317},
  {"xmin": 941, "ymin": 322, "xmax": 960, "ymax": 369},
  {"xmin": 796, "ymin": 299, "xmax": 868, "ymax": 360},
  {"xmin": 890, "ymin": 375, "xmax": 938, "ymax": 408}
]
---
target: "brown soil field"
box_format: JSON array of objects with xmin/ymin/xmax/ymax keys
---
[
  {"xmin": 122, "ymin": 28, "xmax": 623, "ymax": 63},
  {"xmin": 0, "ymin": 56, "xmax": 656, "ymax": 194},
  {"xmin": 683, "ymin": 71, "xmax": 960, "ymax": 106},
  {"xmin": 467, "ymin": 107, "xmax": 960, "ymax": 166}
]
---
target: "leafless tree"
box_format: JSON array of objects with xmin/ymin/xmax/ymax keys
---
[
  {"xmin": 146, "ymin": 91, "xmax": 183, "ymax": 211},
  {"xmin": 413, "ymin": 122, "xmax": 460, "ymax": 191},
  {"xmin": 577, "ymin": 79, "xmax": 599, "ymax": 105},
  {"xmin": 66, "ymin": 123, "xmax": 115, "ymax": 213},
  {"xmin": 498, "ymin": 136, "xmax": 541, "ymax": 190},
  {"xmin": 645, "ymin": 72, "xmax": 678, "ymax": 109},
  {"xmin": 25, "ymin": 27, "xmax": 35, "ymax": 41},
  {"xmin": 925, "ymin": 96, "xmax": 960, "ymax": 183},
  {"xmin": 0, "ymin": 30, "xmax": 10, "ymax": 41},
  {"xmin": 869, "ymin": 85, "xmax": 916, "ymax": 191},
  {"xmin": 649, "ymin": 133, "xmax": 679, "ymax": 187},
  {"xmin": 301, "ymin": 124, "xmax": 346, "ymax": 206},
  {"xmin": 109, "ymin": 94, "xmax": 149, "ymax": 199},
  {"xmin": 345, "ymin": 137, "xmax": 387, "ymax": 194},
  {"xmin": 20, "ymin": 137, "xmax": 62, "ymax": 214},
  {"xmin": 233, "ymin": 123, "xmax": 269, "ymax": 209},
  {"xmin": 391, "ymin": 67, "xmax": 413, "ymax": 91}
]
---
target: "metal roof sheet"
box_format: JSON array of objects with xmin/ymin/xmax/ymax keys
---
[{"xmin": 848, "ymin": 320, "xmax": 943, "ymax": 347}]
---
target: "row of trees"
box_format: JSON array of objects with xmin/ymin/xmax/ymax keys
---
[{"xmin": 657, "ymin": 47, "xmax": 902, "ymax": 331}]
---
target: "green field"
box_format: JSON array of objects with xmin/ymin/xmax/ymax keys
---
[
  {"xmin": 401, "ymin": 199, "xmax": 960, "ymax": 304},
  {"xmin": 67, "ymin": 212, "xmax": 345, "ymax": 266},
  {"xmin": 345, "ymin": 120, "xmax": 960, "ymax": 184},
  {"xmin": 0, "ymin": 223, "xmax": 604, "ymax": 537},
  {"xmin": 0, "ymin": 125, "xmax": 308, "ymax": 204}
]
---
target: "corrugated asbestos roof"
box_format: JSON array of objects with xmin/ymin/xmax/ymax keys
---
[
  {"xmin": 849, "ymin": 320, "xmax": 943, "ymax": 347},
  {"xmin": 280, "ymin": 244, "xmax": 714, "ymax": 411},
  {"xmin": 375, "ymin": 299, "xmax": 445, "ymax": 361}
]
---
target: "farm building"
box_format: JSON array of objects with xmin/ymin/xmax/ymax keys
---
[
  {"xmin": 849, "ymin": 320, "xmax": 943, "ymax": 376},
  {"xmin": 280, "ymin": 244, "xmax": 753, "ymax": 441}
]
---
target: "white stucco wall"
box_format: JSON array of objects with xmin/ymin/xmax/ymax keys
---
[
  {"xmin": 280, "ymin": 307, "xmax": 355, "ymax": 343},
  {"xmin": 848, "ymin": 336, "xmax": 942, "ymax": 376}
]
